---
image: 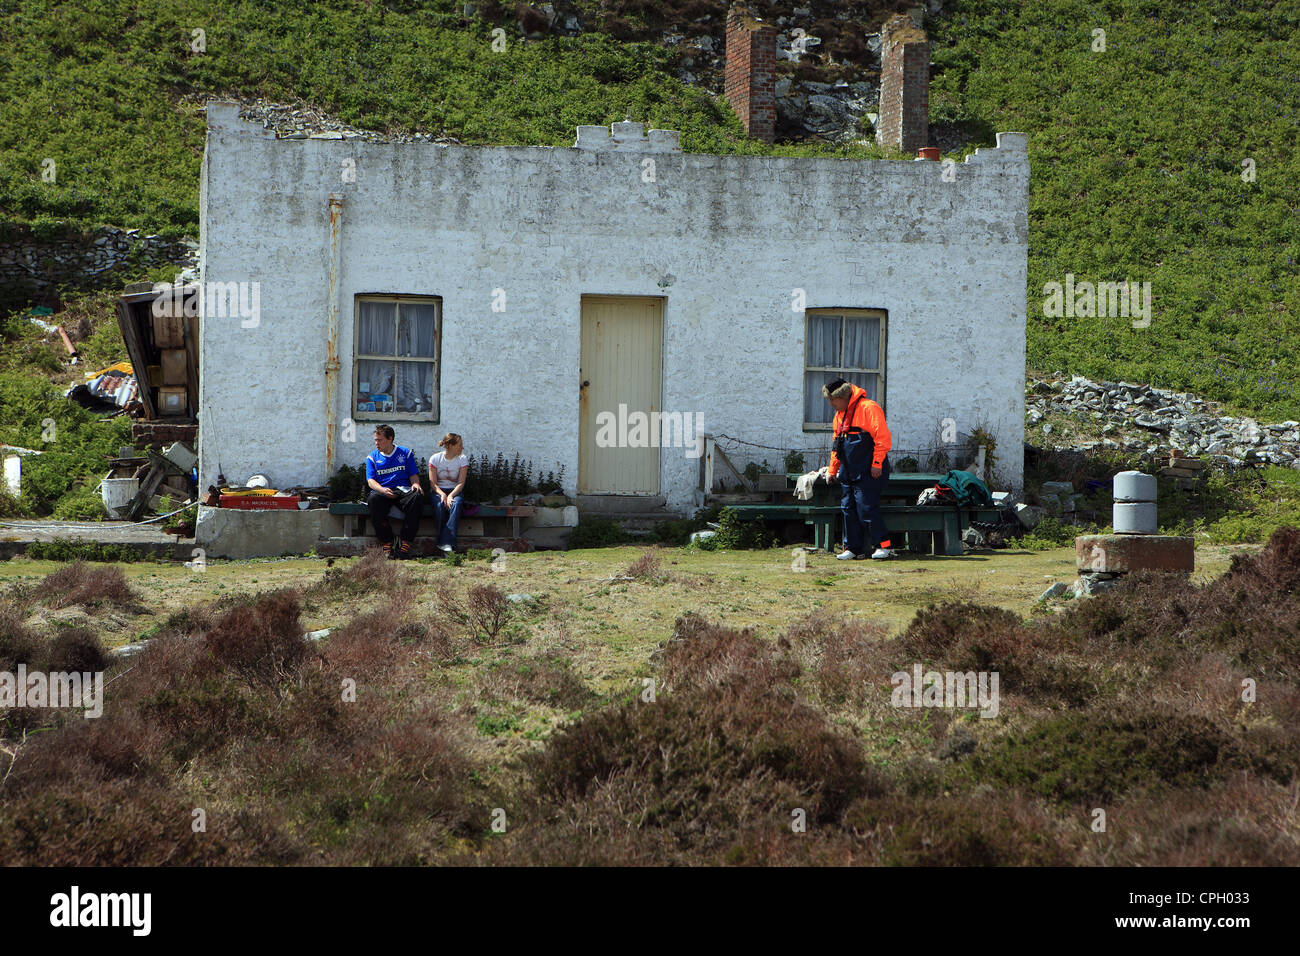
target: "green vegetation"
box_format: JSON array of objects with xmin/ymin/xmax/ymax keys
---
[{"xmin": 929, "ymin": 1, "xmax": 1300, "ymax": 420}]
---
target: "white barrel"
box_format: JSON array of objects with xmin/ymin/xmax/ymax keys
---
[
  {"xmin": 1113, "ymin": 471, "xmax": 1156, "ymax": 502},
  {"xmin": 1114, "ymin": 501, "xmax": 1157, "ymax": 534},
  {"xmin": 101, "ymin": 477, "xmax": 139, "ymax": 517}
]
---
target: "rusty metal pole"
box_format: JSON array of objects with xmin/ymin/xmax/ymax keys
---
[{"xmin": 324, "ymin": 194, "xmax": 344, "ymax": 478}]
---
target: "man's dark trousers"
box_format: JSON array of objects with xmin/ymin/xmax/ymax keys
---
[
  {"xmin": 840, "ymin": 454, "xmax": 891, "ymax": 556},
  {"xmin": 368, "ymin": 487, "xmax": 425, "ymax": 544}
]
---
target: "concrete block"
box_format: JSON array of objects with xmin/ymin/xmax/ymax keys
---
[
  {"xmin": 195, "ymin": 505, "xmax": 329, "ymax": 559},
  {"xmin": 527, "ymin": 505, "xmax": 579, "ymax": 528},
  {"xmin": 1113, "ymin": 470, "xmax": 1157, "ymax": 502},
  {"xmin": 1040, "ymin": 480, "xmax": 1074, "ymax": 497},
  {"xmin": 1015, "ymin": 503, "xmax": 1044, "ymax": 529},
  {"xmin": 1075, "ymin": 534, "xmax": 1194, "ymax": 574}
]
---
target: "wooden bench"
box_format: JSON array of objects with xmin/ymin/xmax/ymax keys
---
[
  {"xmin": 327, "ymin": 501, "xmax": 537, "ymax": 539},
  {"xmin": 726, "ymin": 502, "xmax": 1004, "ymax": 555}
]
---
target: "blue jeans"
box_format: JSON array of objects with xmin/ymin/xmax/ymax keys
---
[
  {"xmin": 840, "ymin": 459, "xmax": 891, "ymax": 555},
  {"xmin": 432, "ymin": 494, "xmax": 463, "ymax": 549}
]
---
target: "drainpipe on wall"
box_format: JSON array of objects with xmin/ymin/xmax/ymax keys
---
[{"xmin": 324, "ymin": 194, "xmax": 344, "ymax": 478}]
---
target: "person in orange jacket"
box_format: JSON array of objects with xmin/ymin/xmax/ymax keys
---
[{"xmin": 824, "ymin": 378, "xmax": 893, "ymax": 559}]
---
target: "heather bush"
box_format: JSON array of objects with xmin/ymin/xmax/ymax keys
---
[{"xmin": 38, "ymin": 561, "xmax": 136, "ymax": 609}]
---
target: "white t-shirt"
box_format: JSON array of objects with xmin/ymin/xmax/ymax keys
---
[{"xmin": 430, "ymin": 451, "xmax": 469, "ymax": 490}]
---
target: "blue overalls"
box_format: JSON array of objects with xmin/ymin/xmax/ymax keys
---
[{"xmin": 838, "ymin": 430, "xmax": 891, "ymax": 555}]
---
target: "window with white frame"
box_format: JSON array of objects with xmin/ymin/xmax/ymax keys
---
[
  {"xmin": 353, "ymin": 296, "xmax": 441, "ymax": 420},
  {"xmin": 803, "ymin": 308, "xmax": 886, "ymax": 428}
]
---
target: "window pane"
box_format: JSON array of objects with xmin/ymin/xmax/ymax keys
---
[
  {"xmin": 804, "ymin": 370, "xmax": 840, "ymax": 423},
  {"xmin": 394, "ymin": 361, "xmax": 435, "ymax": 413},
  {"xmin": 398, "ymin": 303, "xmax": 437, "ymax": 358},
  {"xmin": 805, "ymin": 315, "xmax": 841, "ymax": 366},
  {"xmin": 845, "ymin": 370, "xmax": 878, "ymax": 402},
  {"xmin": 358, "ymin": 301, "xmax": 395, "ymax": 356},
  {"xmin": 843, "ymin": 316, "xmax": 880, "ymax": 370},
  {"xmin": 357, "ymin": 360, "xmax": 395, "ymax": 411}
]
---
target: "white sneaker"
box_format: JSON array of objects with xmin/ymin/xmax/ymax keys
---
[
  {"xmin": 836, "ymin": 549, "xmax": 859, "ymax": 560},
  {"xmin": 871, "ymin": 548, "xmax": 892, "ymax": 560},
  {"xmin": 439, "ymin": 544, "xmax": 453, "ymax": 553}
]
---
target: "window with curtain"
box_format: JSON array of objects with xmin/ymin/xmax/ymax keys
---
[
  {"xmin": 803, "ymin": 308, "xmax": 886, "ymax": 427},
  {"xmin": 354, "ymin": 296, "xmax": 440, "ymax": 420}
]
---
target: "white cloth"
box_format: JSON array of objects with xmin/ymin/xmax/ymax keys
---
[
  {"xmin": 794, "ymin": 469, "xmax": 825, "ymax": 500},
  {"xmin": 430, "ymin": 451, "xmax": 468, "ymax": 490}
]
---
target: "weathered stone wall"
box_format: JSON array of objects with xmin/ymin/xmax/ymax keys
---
[{"xmin": 0, "ymin": 225, "xmax": 197, "ymax": 307}]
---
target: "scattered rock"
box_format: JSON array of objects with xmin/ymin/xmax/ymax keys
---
[
  {"xmin": 937, "ymin": 726, "xmax": 977, "ymax": 761},
  {"xmin": 1038, "ymin": 581, "xmax": 1070, "ymax": 601}
]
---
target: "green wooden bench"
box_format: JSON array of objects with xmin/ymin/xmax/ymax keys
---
[
  {"xmin": 727, "ymin": 501, "xmax": 1004, "ymax": 555},
  {"xmin": 784, "ymin": 471, "xmax": 952, "ymax": 507},
  {"xmin": 328, "ymin": 501, "xmax": 537, "ymax": 538}
]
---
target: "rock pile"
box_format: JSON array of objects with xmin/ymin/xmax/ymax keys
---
[
  {"xmin": 234, "ymin": 99, "xmax": 462, "ymax": 144},
  {"xmin": 1028, "ymin": 374, "xmax": 1300, "ymax": 470}
]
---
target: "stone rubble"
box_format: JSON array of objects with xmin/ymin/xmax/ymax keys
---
[
  {"xmin": 1027, "ymin": 373, "xmax": 1300, "ymax": 472},
  {"xmin": 233, "ymin": 98, "xmax": 462, "ymax": 144}
]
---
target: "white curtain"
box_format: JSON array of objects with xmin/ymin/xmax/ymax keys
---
[
  {"xmin": 844, "ymin": 316, "xmax": 880, "ymax": 369},
  {"xmin": 803, "ymin": 314, "xmax": 882, "ymax": 422},
  {"xmin": 805, "ymin": 314, "xmax": 840, "ymax": 365},
  {"xmin": 395, "ymin": 303, "xmax": 437, "ymax": 412},
  {"xmin": 357, "ymin": 301, "xmax": 436, "ymax": 413}
]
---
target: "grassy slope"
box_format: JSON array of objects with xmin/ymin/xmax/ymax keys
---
[{"xmin": 930, "ymin": 0, "xmax": 1300, "ymax": 421}]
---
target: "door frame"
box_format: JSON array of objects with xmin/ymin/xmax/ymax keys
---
[{"xmin": 578, "ymin": 294, "xmax": 666, "ymax": 495}]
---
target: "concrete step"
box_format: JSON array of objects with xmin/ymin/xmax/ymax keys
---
[{"xmin": 576, "ymin": 494, "xmax": 667, "ymax": 514}]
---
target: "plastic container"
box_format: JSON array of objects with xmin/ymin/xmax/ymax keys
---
[
  {"xmin": 1114, "ymin": 501, "xmax": 1157, "ymax": 534},
  {"xmin": 219, "ymin": 494, "xmax": 300, "ymax": 510},
  {"xmin": 1113, "ymin": 470, "xmax": 1157, "ymax": 502}
]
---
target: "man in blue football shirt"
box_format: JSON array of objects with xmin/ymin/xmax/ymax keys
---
[{"xmin": 365, "ymin": 425, "xmax": 424, "ymax": 559}]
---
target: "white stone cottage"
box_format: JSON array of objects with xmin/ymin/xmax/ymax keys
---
[{"xmin": 196, "ymin": 102, "xmax": 1028, "ymax": 539}]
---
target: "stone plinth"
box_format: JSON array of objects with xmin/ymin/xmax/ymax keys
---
[{"xmin": 1075, "ymin": 534, "xmax": 1195, "ymax": 574}]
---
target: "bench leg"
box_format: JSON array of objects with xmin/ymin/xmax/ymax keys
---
[{"xmin": 942, "ymin": 512, "xmax": 962, "ymax": 555}]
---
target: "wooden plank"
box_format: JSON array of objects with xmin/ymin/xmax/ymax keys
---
[
  {"xmin": 126, "ymin": 457, "xmax": 167, "ymax": 521},
  {"xmin": 184, "ymin": 305, "xmax": 200, "ymax": 420},
  {"xmin": 115, "ymin": 296, "xmax": 157, "ymax": 419},
  {"xmin": 161, "ymin": 348, "xmax": 188, "ymax": 385}
]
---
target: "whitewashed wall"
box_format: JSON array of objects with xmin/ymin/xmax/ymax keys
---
[{"xmin": 199, "ymin": 102, "xmax": 1028, "ymax": 516}]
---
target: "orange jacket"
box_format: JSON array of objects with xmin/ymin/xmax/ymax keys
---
[{"xmin": 827, "ymin": 384, "xmax": 891, "ymax": 477}]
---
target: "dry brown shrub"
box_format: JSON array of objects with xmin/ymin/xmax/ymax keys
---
[
  {"xmin": 39, "ymin": 561, "xmax": 136, "ymax": 610},
  {"xmin": 1084, "ymin": 776, "xmax": 1300, "ymax": 865},
  {"xmin": 782, "ymin": 610, "xmax": 894, "ymax": 707},
  {"xmin": 657, "ymin": 612, "xmax": 800, "ymax": 694},
  {"xmin": 203, "ymin": 589, "xmax": 309, "ymax": 692}
]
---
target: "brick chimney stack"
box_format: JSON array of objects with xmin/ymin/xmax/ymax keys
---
[
  {"xmin": 876, "ymin": 13, "xmax": 930, "ymax": 153},
  {"xmin": 724, "ymin": 3, "xmax": 777, "ymax": 143}
]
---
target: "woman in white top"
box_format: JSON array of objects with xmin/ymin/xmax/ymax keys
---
[{"xmin": 427, "ymin": 433, "xmax": 470, "ymax": 553}]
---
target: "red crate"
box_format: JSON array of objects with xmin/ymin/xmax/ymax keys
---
[{"xmin": 220, "ymin": 494, "xmax": 301, "ymax": 510}]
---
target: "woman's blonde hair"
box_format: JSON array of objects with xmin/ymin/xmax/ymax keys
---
[{"xmin": 438, "ymin": 433, "xmax": 463, "ymax": 450}]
